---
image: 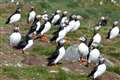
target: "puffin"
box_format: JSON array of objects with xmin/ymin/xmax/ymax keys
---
[
  {"xmin": 15, "ymin": 35, "xmax": 34, "ymax": 53},
  {"xmin": 71, "ymin": 15, "xmax": 82, "ymax": 32},
  {"xmin": 36, "ymin": 17, "xmax": 51, "ymax": 36},
  {"xmin": 34, "ymin": 17, "xmax": 51, "ymax": 42},
  {"xmin": 60, "ymin": 11, "xmax": 68, "ymax": 27},
  {"xmin": 86, "ymin": 48, "xmax": 101, "ymax": 67},
  {"xmin": 27, "ymin": 15, "xmax": 41, "ymax": 36},
  {"xmin": 47, "ymin": 39, "xmax": 66, "ymax": 66},
  {"xmin": 78, "ymin": 36, "xmax": 89, "ymax": 63},
  {"xmin": 51, "ymin": 10, "xmax": 61, "ymax": 25},
  {"xmin": 98, "ymin": 16, "xmax": 107, "ymax": 27},
  {"xmin": 52, "ymin": 17, "xmax": 69, "ymax": 35},
  {"xmin": 50, "ymin": 20, "xmax": 69, "ymax": 42},
  {"xmin": 107, "ymin": 21, "xmax": 120, "ymax": 39},
  {"xmin": 54, "ymin": 11, "xmax": 68, "ymax": 26},
  {"xmin": 88, "ymin": 30, "xmax": 102, "ymax": 48},
  {"xmin": 88, "ymin": 58, "xmax": 106, "ymax": 80},
  {"xmin": 9, "ymin": 27, "xmax": 21, "ymax": 47},
  {"xmin": 27, "ymin": 7, "xmax": 36, "ymax": 24},
  {"xmin": 5, "ymin": 7, "xmax": 21, "ymax": 25},
  {"xmin": 65, "ymin": 14, "xmax": 76, "ymax": 33}
]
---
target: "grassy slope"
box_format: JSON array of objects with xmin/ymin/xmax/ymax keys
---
[{"xmin": 0, "ymin": 0, "xmax": 120, "ymax": 80}]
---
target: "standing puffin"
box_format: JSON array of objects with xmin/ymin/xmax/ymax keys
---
[
  {"xmin": 98, "ymin": 16, "xmax": 107, "ymax": 27},
  {"xmin": 88, "ymin": 58, "xmax": 106, "ymax": 80},
  {"xmin": 60, "ymin": 11, "xmax": 68, "ymax": 27},
  {"xmin": 34, "ymin": 17, "xmax": 51, "ymax": 42},
  {"xmin": 86, "ymin": 48, "xmax": 101, "ymax": 67},
  {"xmin": 107, "ymin": 21, "xmax": 120, "ymax": 39},
  {"xmin": 50, "ymin": 20, "xmax": 69, "ymax": 42},
  {"xmin": 27, "ymin": 15, "xmax": 41, "ymax": 36},
  {"xmin": 54, "ymin": 11, "xmax": 68, "ymax": 26},
  {"xmin": 27, "ymin": 7, "xmax": 36, "ymax": 24},
  {"xmin": 15, "ymin": 35, "xmax": 34, "ymax": 53},
  {"xmin": 51, "ymin": 10, "xmax": 61, "ymax": 25},
  {"xmin": 9, "ymin": 27, "xmax": 21, "ymax": 47},
  {"xmin": 65, "ymin": 14, "xmax": 76, "ymax": 32},
  {"xmin": 47, "ymin": 39, "xmax": 66, "ymax": 66},
  {"xmin": 71, "ymin": 15, "xmax": 82, "ymax": 32},
  {"xmin": 78, "ymin": 36, "xmax": 89, "ymax": 63},
  {"xmin": 36, "ymin": 17, "xmax": 51, "ymax": 36},
  {"xmin": 5, "ymin": 8, "xmax": 21, "ymax": 25},
  {"xmin": 88, "ymin": 30, "xmax": 102, "ymax": 48}
]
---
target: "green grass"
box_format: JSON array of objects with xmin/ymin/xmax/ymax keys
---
[
  {"xmin": 108, "ymin": 66, "xmax": 120, "ymax": 75},
  {"xmin": 0, "ymin": 66, "xmax": 88, "ymax": 80}
]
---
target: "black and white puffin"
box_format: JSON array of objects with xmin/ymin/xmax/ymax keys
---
[
  {"xmin": 60, "ymin": 11, "xmax": 68, "ymax": 27},
  {"xmin": 88, "ymin": 30, "xmax": 101, "ymax": 48},
  {"xmin": 36, "ymin": 17, "xmax": 51, "ymax": 36},
  {"xmin": 27, "ymin": 6, "xmax": 36, "ymax": 24},
  {"xmin": 27, "ymin": 15, "xmax": 41, "ymax": 36},
  {"xmin": 15, "ymin": 35, "xmax": 34, "ymax": 53},
  {"xmin": 78, "ymin": 36, "xmax": 89, "ymax": 63},
  {"xmin": 107, "ymin": 21, "xmax": 120, "ymax": 39},
  {"xmin": 50, "ymin": 10, "xmax": 61, "ymax": 25},
  {"xmin": 88, "ymin": 58, "xmax": 106, "ymax": 80},
  {"xmin": 5, "ymin": 8, "xmax": 21, "ymax": 25},
  {"xmin": 50, "ymin": 19, "xmax": 69, "ymax": 42},
  {"xmin": 9, "ymin": 27, "xmax": 21, "ymax": 47},
  {"xmin": 47, "ymin": 39, "xmax": 66, "ymax": 66},
  {"xmin": 65, "ymin": 14, "xmax": 76, "ymax": 32},
  {"xmin": 71, "ymin": 15, "xmax": 82, "ymax": 32},
  {"xmin": 86, "ymin": 47, "xmax": 101, "ymax": 67},
  {"xmin": 98, "ymin": 16, "xmax": 107, "ymax": 27},
  {"xmin": 54, "ymin": 11, "xmax": 68, "ymax": 26}
]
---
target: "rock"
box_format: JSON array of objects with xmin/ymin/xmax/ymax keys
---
[{"xmin": 61, "ymin": 67, "xmax": 70, "ymax": 72}]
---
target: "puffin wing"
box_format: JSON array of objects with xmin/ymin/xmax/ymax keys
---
[
  {"xmin": 15, "ymin": 40, "xmax": 27, "ymax": 49},
  {"xmin": 88, "ymin": 38, "xmax": 93, "ymax": 47},
  {"xmin": 106, "ymin": 28, "xmax": 112, "ymax": 39},
  {"xmin": 88, "ymin": 65, "xmax": 98, "ymax": 77},
  {"xmin": 5, "ymin": 12, "xmax": 15, "ymax": 24},
  {"xmin": 36, "ymin": 23, "xmax": 45, "ymax": 35},
  {"xmin": 48, "ymin": 48, "xmax": 59, "ymax": 61}
]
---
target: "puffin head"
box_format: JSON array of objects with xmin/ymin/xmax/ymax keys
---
[
  {"xmin": 36, "ymin": 15, "xmax": 42, "ymax": 20},
  {"xmin": 30, "ymin": 6, "xmax": 35, "ymax": 11},
  {"xmin": 57, "ymin": 39, "xmax": 66, "ymax": 47},
  {"xmin": 63, "ymin": 11, "xmax": 68, "ymax": 16},
  {"xmin": 13, "ymin": 27, "xmax": 20, "ymax": 32},
  {"xmin": 71, "ymin": 14, "xmax": 76, "ymax": 20},
  {"xmin": 16, "ymin": 8, "xmax": 21, "ymax": 13},
  {"xmin": 64, "ymin": 19, "xmax": 69, "ymax": 25},
  {"xmin": 98, "ymin": 57, "xmax": 105, "ymax": 64},
  {"xmin": 79, "ymin": 36, "xmax": 88, "ymax": 44},
  {"xmin": 113, "ymin": 20, "xmax": 119, "ymax": 27},
  {"xmin": 56, "ymin": 10, "xmax": 61, "ymax": 14},
  {"xmin": 94, "ymin": 24, "xmax": 101, "ymax": 31}
]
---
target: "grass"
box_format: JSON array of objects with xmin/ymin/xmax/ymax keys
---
[
  {"xmin": 0, "ymin": 66, "xmax": 88, "ymax": 80},
  {"xmin": 108, "ymin": 66, "xmax": 120, "ymax": 75}
]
